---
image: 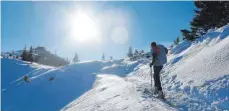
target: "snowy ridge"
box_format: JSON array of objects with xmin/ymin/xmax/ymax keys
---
[
  {"xmin": 62, "ymin": 25, "xmax": 229, "ymax": 111},
  {"xmin": 2, "ymin": 25, "xmax": 229, "ymax": 111},
  {"xmin": 159, "ymin": 25, "xmax": 229, "ymax": 110},
  {"xmin": 2, "ymin": 58, "xmax": 144, "ymax": 111},
  {"xmin": 2, "ymin": 59, "xmax": 112, "ymax": 111}
]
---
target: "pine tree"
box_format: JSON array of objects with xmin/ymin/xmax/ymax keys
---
[
  {"xmin": 180, "ymin": 29, "xmax": 190, "ymax": 40},
  {"xmin": 28, "ymin": 46, "xmax": 34, "ymax": 62},
  {"xmin": 102, "ymin": 53, "xmax": 105, "ymax": 61},
  {"xmin": 9, "ymin": 53, "xmax": 12, "ymax": 57},
  {"xmin": 180, "ymin": 29, "xmax": 196, "ymax": 41},
  {"xmin": 176, "ymin": 36, "xmax": 180, "ymax": 44},
  {"xmin": 21, "ymin": 45, "xmax": 28, "ymax": 61},
  {"xmin": 180, "ymin": 1, "xmax": 229, "ymax": 41},
  {"xmin": 72, "ymin": 53, "xmax": 79, "ymax": 63},
  {"xmin": 173, "ymin": 40, "xmax": 176, "ymax": 45},
  {"xmin": 174, "ymin": 36, "xmax": 180, "ymax": 45},
  {"xmin": 127, "ymin": 46, "xmax": 133, "ymax": 58},
  {"xmin": 110, "ymin": 56, "xmax": 113, "ymax": 60},
  {"xmin": 191, "ymin": 1, "xmax": 228, "ymax": 36},
  {"xmin": 141, "ymin": 50, "xmax": 144, "ymax": 53},
  {"xmin": 220, "ymin": 2, "xmax": 229, "ymax": 26},
  {"xmin": 170, "ymin": 44, "xmax": 174, "ymax": 48}
]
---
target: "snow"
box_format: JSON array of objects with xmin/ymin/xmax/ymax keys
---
[
  {"xmin": 61, "ymin": 74, "xmax": 176, "ymax": 111},
  {"xmin": 2, "ymin": 24, "xmax": 229, "ymax": 111},
  {"xmin": 160, "ymin": 25, "xmax": 229, "ymax": 110},
  {"xmin": 168, "ymin": 25, "xmax": 229, "ymax": 87},
  {"xmin": 100, "ymin": 60, "xmax": 139, "ymax": 77},
  {"xmin": 2, "ymin": 59, "xmax": 99, "ymax": 111},
  {"xmin": 2, "ymin": 58, "xmax": 146, "ymax": 111}
]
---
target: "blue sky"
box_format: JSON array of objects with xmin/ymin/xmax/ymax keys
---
[{"xmin": 2, "ymin": 1, "xmax": 194, "ymax": 61}]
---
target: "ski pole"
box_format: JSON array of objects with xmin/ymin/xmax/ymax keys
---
[{"xmin": 150, "ymin": 66, "xmax": 152, "ymax": 88}]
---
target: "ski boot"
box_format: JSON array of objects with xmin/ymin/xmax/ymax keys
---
[
  {"xmin": 158, "ymin": 91, "xmax": 165, "ymax": 100},
  {"xmin": 153, "ymin": 87, "xmax": 159, "ymax": 95}
]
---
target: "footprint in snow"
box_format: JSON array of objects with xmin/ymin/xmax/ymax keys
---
[
  {"xmin": 122, "ymin": 107, "xmax": 128, "ymax": 110},
  {"xmin": 113, "ymin": 94, "xmax": 120, "ymax": 98},
  {"xmin": 172, "ymin": 75, "xmax": 177, "ymax": 81},
  {"xmin": 100, "ymin": 87, "xmax": 108, "ymax": 92},
  {"xmin": 188, "ymin": 80, "xmax": 194, "ymax": 84}
]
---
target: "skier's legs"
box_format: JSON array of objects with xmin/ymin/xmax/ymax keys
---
[
  {"xmin": 153, "ymin": 66, "xmax": 163, "ymax": 91},
  {"xmin": 153, "ymin": 67, "xmax": 158, "ymax": 88}
]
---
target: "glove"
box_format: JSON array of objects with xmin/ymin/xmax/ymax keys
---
[{"xmin": 149, "ymin": 63, "xmax": 153, "ymax": 67}]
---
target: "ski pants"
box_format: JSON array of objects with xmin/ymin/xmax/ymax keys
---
[{"xmin": 153, "ymin": 66, "xmax": 163, "ymax": 91}]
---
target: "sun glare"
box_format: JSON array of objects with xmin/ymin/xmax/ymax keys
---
[{"xmin": 68, "ymin": 10, "xmax": 100, "ymax": 43}]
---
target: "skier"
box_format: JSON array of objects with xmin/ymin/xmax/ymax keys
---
[{"xmin": 150, "ymin": 42, "xmax": 168, "ymax": 99}]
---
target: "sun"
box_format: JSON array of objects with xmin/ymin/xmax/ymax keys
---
[{"xmin": 68, "ymin": 10, "xmax": 100, "ymax": 43}]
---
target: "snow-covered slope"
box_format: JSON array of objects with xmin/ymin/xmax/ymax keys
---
[
  {"xmin": 62, "ymin": 25, "xmax": 229, "ymax": 111},
  {"xmin": 2, "ymin": 57, "xmax": 175, "ymax": 111},
  {"xmin": 1, "ymin": 59, "xmax": 124, "ymax": 111},
  {"xmin": 2, "ymin": 58, "xmax": 147, "ymax": 111},
  {"xmin": 2, "ymin": 25, "xmax": 229, "ymax": 111},
  {"xmin": 163, "ymin": 25, "xmax": 229, "ymax": 110},
  {"xmin": 134, "ymin": 25, "xmax": 229, "ymax": 110},
  {"xmin": 62, "ymin": 74, "xmax": 175, "ymax": 111}
]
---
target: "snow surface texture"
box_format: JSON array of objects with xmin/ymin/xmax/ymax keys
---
[
  {"xmin": 2, "ymin": 58, "xmax": 147, "ymax": 111},
  {"xmin": 62, "ymin": 74, "xmax": 176, "ymax": 111},
  {"xmin": 62, "ymin": 25, "xmax": 229, "ymax": 111},
  {"xmin": 2, "ymin": 25, "xmax": 229, "ymax": 111},
  {"xmin": 161, "ymin": 25, "xmax": 229, "ymax": 110},
  {"xmin": 2, "ymin": 59, "xmax": 113, "ymax": 111}
]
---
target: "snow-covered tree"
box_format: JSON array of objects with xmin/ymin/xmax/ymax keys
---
[
  {"xmin": 127, "ymin": 46, "xmax": 133, "ymax": 58},
  {"xmin": 187, "ymin": 1, "xmax": 229, "ymax": 40},
  {"xmin": 110, "ymin": 56, "xmax": 113, "ymax": 60},
  {"xmin": 170, "ymin": 44, "xmax": 174, "ymax": 48},
  {"xmin": 28, "ymin": 46, "xmax": 34, "ymax": 62},
  {"xmin": 141, "ymin": 50, "xmax": 144, "ymax": 53},
  {"xmin": 21, "ymin": 45, "xmax": 28, "ymax": 61},
  {"xmin": 72, "ymin": 53, "xmax": 79, "ymax": 63},
  {"xmin": 66, "ymin": 58, "xmax": 70, "ymax": 63},
  {"xmin": 180, "ymin": 29, "xmax": 196, "ymax": 41},
  {"xmin": 102, "ymin": 53, "xmax": 105, "ymax": 61},
  {"xmin": 174, "ymin": 36, "xmax": 180, "ymax": 45},
  {"xmin": 9, "ymin": 53, "xmax": 12, "ymax": 57}
]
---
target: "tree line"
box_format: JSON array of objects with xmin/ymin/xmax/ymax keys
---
[
  {"xmin": 172, "ymin": 1, "xmax": 229, "ymax": 46},
  {"xmin": 20, "ymin": 45, "xmax": 115, "ymax": 64},
  {"xmin": 127, "ymin": 46, "xmax": 149, "ymax": 60},
  {"xmin": 21, "ymin": 46, "xmax": 70, "ymax": 66}
]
